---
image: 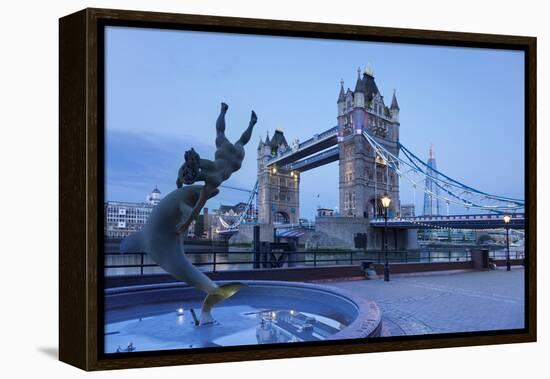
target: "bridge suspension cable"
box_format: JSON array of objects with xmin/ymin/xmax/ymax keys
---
[
  {"xmin": 216, "ymin": 180, "xmax": 258, "ymax": 231},
  {"xmin": 399, "ymin": 143, "xmax": 524, "ymax": 204},
  {"xmin": 220, "ymin": 184, "xmax": 257, "ymax": 193},
  {"xmin": 361, "ymin": 130, "xmax": 524, "ymax": 213}
]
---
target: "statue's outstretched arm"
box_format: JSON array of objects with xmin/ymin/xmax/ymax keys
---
[
  {"xmin": 215, "ymin": 102, "xmax": 230, "ymax": 149},
  {"xmin": 236, "ymin": 110, "xmax": 257, "ymax": 147}
]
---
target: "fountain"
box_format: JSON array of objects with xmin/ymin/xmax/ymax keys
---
[
  {"xmin": 105, "ymin": 281, "xmax": 381, "ymax": 352},
  {"xmin": 113, "ymin": 103, "xmax": 381, "ymax": 352}
]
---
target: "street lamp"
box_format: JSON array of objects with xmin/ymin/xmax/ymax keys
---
[
  {"xmin": 381, "ymin": 194, "xmax": 391, "ymax": 282},
  {"xmin": 503, "ymin": 214, "xmax": 512, "ymax": 271}
]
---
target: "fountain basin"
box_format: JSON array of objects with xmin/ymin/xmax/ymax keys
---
[{"xmin": 105, "ymin": 281, "xmax": 381, "ymax": 353}]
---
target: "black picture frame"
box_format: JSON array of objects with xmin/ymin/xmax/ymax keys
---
[{"xmin": 59, "ymin": 8, "xmax": 536, "ymax": 371}]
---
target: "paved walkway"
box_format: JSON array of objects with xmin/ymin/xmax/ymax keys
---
[{"xmin": 325, "ymin": 267, "xmax": 525, "ymax": 336}]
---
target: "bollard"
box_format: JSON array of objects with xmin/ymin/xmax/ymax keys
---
[{"xmin": 361, "ymin": 262, "xmax": 377, "ymax": 280}]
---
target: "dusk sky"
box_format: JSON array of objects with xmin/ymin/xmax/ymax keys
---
[{"xmin": 105, "ymin": 26, "xmax": 524, "ymax": 219}]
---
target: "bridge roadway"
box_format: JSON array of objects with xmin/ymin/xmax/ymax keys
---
[
  {"xmin": 369, "ymin": 213, "xmax": 525, "ymax": 230},
  {"xmin": 266, "ymin": 126, "xmax": 338, "ymax": 170},
  {"xmin": 283, "ymin": 146, "xmax": 339, "ymax": 172},
  {"xmin": 218, "ymin": 214, "xmax": 525, "ymax": 235},
  {"xmin": 265, "ymin": 125, "xmax": 395, "ymax": 173}
]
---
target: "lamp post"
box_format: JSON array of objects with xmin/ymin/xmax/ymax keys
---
[
  {"xmin": 381, "ymin": 194, "xmax": 391, "ymax": 282},
  {"xmin": 503, "ymin": 215, "xmax": 511, "ymax": 271}
]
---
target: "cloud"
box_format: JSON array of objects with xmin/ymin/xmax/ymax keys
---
[
  {"xmin": 105, "ymin": 129, "xmax": 257, "ymax": 208},
  {"xmin": 105, "ymin": 129, "xmax": 216, "ymax": 201}
]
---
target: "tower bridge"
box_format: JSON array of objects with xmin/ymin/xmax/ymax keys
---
[
  {"xmin": 257, "ymin": 66, "xmax": 403, "ymax": 228},
  {"xmin": 219, "ymin": 66, "xmax": 525, "ymax": 249}
]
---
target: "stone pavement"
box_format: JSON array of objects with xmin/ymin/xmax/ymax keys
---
[{"xmin": 325, "ymin": 267, "xmax": 525, "ymax": 336}]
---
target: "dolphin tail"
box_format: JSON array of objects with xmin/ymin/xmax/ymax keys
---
[
  {"xmin": 199, "ymin": 282, "xmax": 247, "ymax": 325},
  {"xmin": 120, "ymin": 231, "xmax": 144, "ymax": 253}
]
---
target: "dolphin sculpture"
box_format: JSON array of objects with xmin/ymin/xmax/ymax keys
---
[
  {"xmin": 120, "ymin": 185, "xmax": 244, "ymax": 325},
  {"xmin": 120, "ymin": 103, "xmax": 257, "ymax": 325}
]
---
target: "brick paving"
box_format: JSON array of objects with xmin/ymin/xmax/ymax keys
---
[{"xmin": 326, "ymin": 267, "xmax": 525, "ymax": 336}]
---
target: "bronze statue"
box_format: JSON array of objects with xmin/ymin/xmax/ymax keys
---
[{"xmin": 121, "ymin": 103, "xmax": 257, "ymax": 325}]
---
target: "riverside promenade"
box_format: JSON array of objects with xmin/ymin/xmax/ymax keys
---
[{"xmin": 324, "ymin": 267, "xmax": 525, "ymax": 336}]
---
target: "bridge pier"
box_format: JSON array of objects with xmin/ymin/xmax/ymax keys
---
[
  {"xmin": 405, "ymin": 229, "xmax": 419, "ymax": 250},
  {"xmin": 230, "ymin": 223, "xmax": 276, "ymax": 244},
  {"xmin": 303, "ymin": 217, "xmax": 420, "ymax": 251},
  {"xmin": 367, "ymin": 227, "xmax": 418, "ymax": 251},
  {"xmin": 231, "ymin": 220, "xmax": 420, "ymax": 253},
  {"xmin": 315, "ymin": 216, "xmax": 370, "ymax": 249}
]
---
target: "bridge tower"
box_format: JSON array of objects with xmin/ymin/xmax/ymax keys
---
[
  {"xmin": 337, "ymin": 67, "xmax": 401, "ymax": 218},
  {"xmin": 257, "ymin": 130, "xmax": 300, "ymax": 224}
]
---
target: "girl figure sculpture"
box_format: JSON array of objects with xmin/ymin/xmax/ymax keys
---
[{"xmin": 121, "ymin": 103, "xmax": 257, "ymax": 325}]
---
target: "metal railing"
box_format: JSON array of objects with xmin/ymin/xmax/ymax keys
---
[
  {"xmin": 375, "ymin": 213, "xmax": 526, "ymax": 222},
  {"xmin": 104, "ymin": 249, "xmax": 524, "ymax": 277}
]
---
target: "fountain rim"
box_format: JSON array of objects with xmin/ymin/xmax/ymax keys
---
[{"xmin": 105, "ymin": 280, "xmax": 382, "ymax": 340}]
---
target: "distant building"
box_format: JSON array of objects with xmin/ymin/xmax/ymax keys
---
[
  {"xmin": 400, "ymin": 204, "xmax": 415, "ymax": 217},
  {"xmin": 317, "ymin": 208, "xmax": 335, "ymax": 217},
  {"xmin": 423, "ymin": 145, "xmax": 442, "ymax": 216},
  {"xmin": 146, "ymin": 186, "xmax": 162, "ymax": 205},
  {"xmin": 202, "ymin": 207, "xmax": 210, "ymax": 239},
  {"xmin": 104, "ymin": 187, "xmax": 162, "ymax": 239}
]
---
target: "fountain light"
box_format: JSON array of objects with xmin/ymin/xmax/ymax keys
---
[{"xmin": 177, "ymin": 307, "xmax": 185, "ymax": 315}]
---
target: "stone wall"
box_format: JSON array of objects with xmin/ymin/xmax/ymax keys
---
[
  {"xmin": 232, "ymin": 219, "xmax": 420, "ymax": 250},
  {"xmin": 315, "ymin": 216, "xmax": 370, "ymax": 248},
  {"xmin": 230, "ymin": 223, "xmax": 275, "ymax": 244}
]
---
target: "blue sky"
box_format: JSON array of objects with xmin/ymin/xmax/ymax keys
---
[{"xmin": 105, "ymin": 26, "xmax": 524, "ymax": 219}]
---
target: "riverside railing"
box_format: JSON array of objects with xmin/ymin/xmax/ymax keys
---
[{"xmin": 104, "ymin": 249, "xmax": 525, "ymax": 277}]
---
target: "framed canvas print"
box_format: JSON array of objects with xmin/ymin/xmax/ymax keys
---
[{"xmin": 59, "ymin": 8, "xmax": 536, "ymax": 371}]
